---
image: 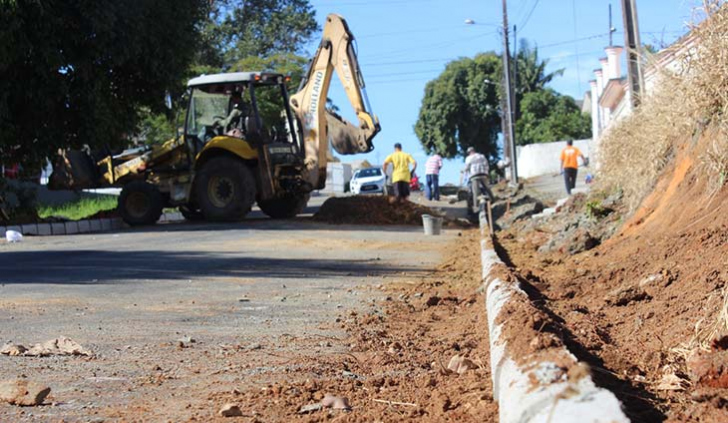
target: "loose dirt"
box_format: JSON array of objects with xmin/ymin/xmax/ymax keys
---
[
  {"xmin": 207, "ymin": 230, "xmax": 498, "ymax": 421},
  {"xmin": 497, "ymin": 143, "xmax": 728, "ymax": 422},
  {"xmin": 313, "ymin": 196, "xmax": 441, "ymax": 225}
]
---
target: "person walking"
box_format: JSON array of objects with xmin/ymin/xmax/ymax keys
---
[
  {"xmin": 463, "ymin": 147, "xmax": 494, "ymax": 213},
  {"xmin": 424, "ymin": 152, "xmax": 443, "ymax": 201},
  {"xmin": 560, "ymin": 140, "xmax": 586, "ymax": 195},
  {"xmin": 383, "ymin": 143, "xmax": 417, "ymax": 202}
]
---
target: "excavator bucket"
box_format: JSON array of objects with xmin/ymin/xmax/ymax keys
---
[{"xmin": 326, "ymin": 111, "xmax": 378, "ymax": 155}]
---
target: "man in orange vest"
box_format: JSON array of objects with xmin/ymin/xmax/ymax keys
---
[{"xmin": 560, "ymin": 140, "xmax": 587, "ymax": 195}]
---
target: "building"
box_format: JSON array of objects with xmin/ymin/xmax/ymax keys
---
[{"xmin": 586, "ymin": 30, "xmax": 696, "ymax": 157}]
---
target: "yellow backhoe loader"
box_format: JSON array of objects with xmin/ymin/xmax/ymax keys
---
[{"xmin": 49, "ymin": 14, "xmax": 380, "ymax": 225}]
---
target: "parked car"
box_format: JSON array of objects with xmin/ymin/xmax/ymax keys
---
[{"xmin": 350, "ymin": 168, "xmax": 386, "ymax": 195}]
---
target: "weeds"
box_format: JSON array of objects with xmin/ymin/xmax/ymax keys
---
[{"xmin": 596, "ymin": 1, "xmax": 728, "ymax": 210}]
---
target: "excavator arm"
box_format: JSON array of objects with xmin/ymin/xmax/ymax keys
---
[{"xmin": 289, "ymin": 14, "xmax": 381, "ymax": 189}]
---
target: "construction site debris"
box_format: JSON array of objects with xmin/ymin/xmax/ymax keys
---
[
  {"xmin": 0, "ymin": 380, "xmax": 51, "ymax": 406},
  {"xmin": 1, "ymin": 337, "xmax": 92, "ymax": 357},
  {"xmin": 446, "ymin": 355, "xmax": 477, "ymax": 375},
  {"xmin": 313, "ymin": 196, "xmax": 442, "ymax": 225}
]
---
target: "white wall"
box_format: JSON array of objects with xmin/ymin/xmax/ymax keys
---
[
  {"xmin": 516, "ymin": 139, "xmax": 592, "ymax": 179},
  {"xmin": 319, "ymin": 162, "xmax": 352, "ymax": 194}
]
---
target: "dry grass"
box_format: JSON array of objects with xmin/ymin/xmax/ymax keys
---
[
  {"xmin": 672, "ymin": 286, "xmax": 728, "ymax": 360},
  {"xmin": 596, "ymin": 1, "xmax": 728, "ymax": 210}
]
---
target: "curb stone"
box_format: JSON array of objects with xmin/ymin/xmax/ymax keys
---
[
  {"xmin": 4, "ymin": 212, "xmax": 184, "ymax": 239},
  {"xmin": 479, "ymin": 211, "xmax": 630, "ymax": 423}
]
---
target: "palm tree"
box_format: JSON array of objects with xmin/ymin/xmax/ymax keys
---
[{"xmin": 515, "ymin": 40, "xmax": 564, "ymax": 95}]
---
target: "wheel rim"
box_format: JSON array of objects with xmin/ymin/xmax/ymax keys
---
[
  {"xmin": 208, "ymin": 175, "xmax": 235, "ymax": 208},
  {"xmin": 125, "ymin": 192, "xmax": 150, "ymax": 219}
]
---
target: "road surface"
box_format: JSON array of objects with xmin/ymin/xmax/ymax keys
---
[{"xmin": 0, "ymin": 197, "xmax": 459, "ymax": 421}]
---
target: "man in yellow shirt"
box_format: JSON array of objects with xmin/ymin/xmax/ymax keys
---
[
  {"xmin": 383, "ymin": 143, "xmax": 417, "ymax": 202},
  {"xmin": 560, "ymin": 140, "xmax": 586, "ymax": 195}
]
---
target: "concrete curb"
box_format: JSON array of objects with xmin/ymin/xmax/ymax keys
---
[
  {"xmin": 2, "ymin": 212, "xmax": 186, "ymax": 238},
  {"xmin": 479, "ymin": 213, "xmax": 630, "ymax": 422}
]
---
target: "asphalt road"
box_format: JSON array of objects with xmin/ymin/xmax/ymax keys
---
[{"xmin": 0, "ymin": 195, "xmax": 459, "ymax": 421}]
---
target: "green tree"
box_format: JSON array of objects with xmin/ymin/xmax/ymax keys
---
[
  {"xmin": 516, "ymin": 89, "xmax": 591, "ymax": 145},
  {"xmin": 414, "ymin": 53, "xmax": 502, "ymax": 163},
  {"xmin": 515, "ymin": 41, "xmax": 564, "ymax": 96},
  {"xmin": 198, "ymin": 0, "xmax": 318, "ymax": 69},
  {"xmin": 0, "ymin": 0, "xmax": 207, "ymax": 169}
]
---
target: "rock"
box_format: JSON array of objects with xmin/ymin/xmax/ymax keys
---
[
  {"xmin": 219, "ymin": 403, "xmax": 243, "ymax": 417},
  {"xmin": 604, "ymin": 285, "xmax": 650, "ymax": 306},
  {"xmin": 0, "ymin": 344, "xmax": 27, "ymax": 356},
  {"xmin": 638, "ymin": 273, "xmax": 663, "ymax": 288},
  {"xmin": 0, "ymin": 380, "xmax": 51, "ymax": 406},
  {"xmin": 568, "ymin": 229, "xmax": 600, "ymax": 255},
  {"xmin": 298, "ymin": 403, "xmax": 323, "ymax": 414},
  {"xmin": 24, "ymin": 337, "xmax": 92, "ymax": 357},
  {"xmin": 425, "ymin": 296, "xmax": 441, "ymax": 307},
  {"xmin": 447, "ymin": 355, "xmax": 477, "ymax": 375},
  {"xmin": 321, "ymin": 394, "xmax": 350, "ymax": 410}
]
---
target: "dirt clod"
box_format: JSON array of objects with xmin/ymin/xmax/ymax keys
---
[
  {"xmin": 219, "ymin": 403, "xmax": 243, "ymax": 417},
  {"xmin": 0, "ymin": 379, "xmax": 51, "ymax": 406}
]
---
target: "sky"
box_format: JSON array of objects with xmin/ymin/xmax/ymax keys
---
[{"xmin": 306, "ymin": 0, "xmax": 703, "ymax": 185}]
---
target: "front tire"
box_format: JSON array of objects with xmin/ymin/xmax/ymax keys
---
[
  {"xmin": 118, "ymin": 180, "xmax": 164, "ymax": 226},
  {"xmin": 257, "ymin": 194, "xmax": 310, "ymax": 219},
  {"xmin": 196, "ymin": 156, "xmax": 256, "ymax": 221}
]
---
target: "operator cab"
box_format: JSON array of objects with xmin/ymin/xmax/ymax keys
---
[{"xmin": 184, "ymin": 72, "xmax": 301, "ymax": 155}]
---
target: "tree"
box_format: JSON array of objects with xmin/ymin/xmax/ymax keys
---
[
  {"xmin": 414, "ymin": 53, "xmax": 502, "ymax": 164},
  {"xmin": 0, "ymin": 0, "xmax": 208, "ymax": 169},
  {"xmin": 516, "ymin": 89, "xmax": 591, "ymax": 145},
  {"xmin": 515, "ymin": 41, "xmax": 564, "ymax": 96},
  {"xmin": 197, "ymin": 0, "xmax": 318, "ymax": 69}
]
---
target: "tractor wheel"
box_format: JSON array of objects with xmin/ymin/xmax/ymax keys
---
[
  {"xmin": 118, "ymin": 180, "xmax": 164, "ymax": 226},
  {"xmin": 257, "ymin": 194, "xmax": 310, "ymax": 219},
  {"xmin": 196, "ymin": 156, "xmax": 256, "ymax": 221},
  {"xmin": 179, "ymin": 204, "xmax": 204, "ymax": 221}
]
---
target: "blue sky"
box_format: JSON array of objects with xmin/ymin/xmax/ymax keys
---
[{"xmin": 306, "ymin": 0, "xmax": 701, "ymax": 185}]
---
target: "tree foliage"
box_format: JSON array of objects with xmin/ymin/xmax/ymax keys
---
[
  {"xmin": 414, "ymin": 53, "xmax": 502, "ymax": 163},
  {"xmin": 0, "ymin": 0, "xmax": 208, "ymax": 168},
  {"xmin": 516, "ymin": 89, "xmax": 591, "ymax": 145},
  {"xmin": 198, "ymin": 0, "xmax": 318, "ymax": 69},
  {"xmin": 415, "ymin": 42, "xmax": 592, "ymax": 158}
]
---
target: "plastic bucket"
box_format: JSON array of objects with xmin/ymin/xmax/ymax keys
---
[{"xmin": 422, "ymin": 214, "xmax": 443, "ymax": 236}]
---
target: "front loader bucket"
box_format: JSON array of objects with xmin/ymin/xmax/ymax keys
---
[
  {"xmin": 48, "ymin": 150, "xmax": 99, "ymax": 190},
  {"xmin": 326, "ymin": 111, "xmax": 377, "ymax": 155}
]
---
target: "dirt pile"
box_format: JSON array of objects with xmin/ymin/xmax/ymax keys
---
[
  {"xmin": 313, "ymin": 196, "xmax": 442, "ymax": 225},
  {"xmin": 498, "ymin": 133, "xmax": 728, "ymax": 421}
]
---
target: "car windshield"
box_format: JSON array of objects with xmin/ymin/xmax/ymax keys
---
[{"xmin": 357, "ymin": 168, "xmax": 382, "ymax": 178}]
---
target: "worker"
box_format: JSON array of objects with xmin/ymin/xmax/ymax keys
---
[
  {"xmin": 559, "ymin": 140, "xmax": 587, "ymax": 195},
  {"xmin": 383, "ymin": 143, "xmax": 417, "ymax": 203},
  {"xmin": 462, "ymin": 146, "xmax": 494, "ymax": 213},
  {"xmin": 215, "ymin": 88, "xmax": 248, "ymax": 134},
  {"xmin": 424, "ymin": 151, "xmax": 443, "ymax": 201}
]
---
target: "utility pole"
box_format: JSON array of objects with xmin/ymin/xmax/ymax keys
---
[
  {"xmin": 501, "ymin": 0, "xmax": 518, "ymax": 184},
  {"xmin": 621, "ymin": 0, "xmax": 644, "ymax": 106},
  {"xmin": 608, "ymin": 4, "xmax": 615, "ymax": 46},
  {"xmin": 512, "ymin": 24, "xmax": 518, "ymax": 135}
]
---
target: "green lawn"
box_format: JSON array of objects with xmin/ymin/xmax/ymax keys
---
[{"xmin": 38, "ymin": 194, "xmax": 118, "ymax": 221}]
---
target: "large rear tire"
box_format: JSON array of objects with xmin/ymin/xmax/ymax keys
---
[
  {"xmin": 257, "ymin": 194, "xmax": 310, "ymax": 219},
  {"xmin": 196, "ymin": 156, "xmax": 256, "ymax": 221},
  {"xmin": 118, "ymin": 180, "xmax": 164, "ymax": 226}
]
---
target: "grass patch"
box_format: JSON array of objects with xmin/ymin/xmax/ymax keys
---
[{"xmin": 38, "ymin": 194, "xmax": 118, "ymax": 221}]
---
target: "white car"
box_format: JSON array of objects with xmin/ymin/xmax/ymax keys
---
[{"xmin": 350, "ymin": 168, "xmax": 386, "ymax": 195}]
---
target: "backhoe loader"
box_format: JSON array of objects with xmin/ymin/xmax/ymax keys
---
[{"xmin": 49, "ymin": 14, "xmax": 380, "ymax": 225}]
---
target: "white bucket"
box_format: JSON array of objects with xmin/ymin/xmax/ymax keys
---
[{"xmin": 421, "ymin": 214, "xmax": 443, "ymax": 236}]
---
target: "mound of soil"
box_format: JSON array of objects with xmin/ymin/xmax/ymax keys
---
[
  {"xmin": 313, "ymin": 196, "xmax": 441, "ymax": 225},
  {"xmin": 499, "ymin": 141, "xmax": 728, "ymax": 421}
]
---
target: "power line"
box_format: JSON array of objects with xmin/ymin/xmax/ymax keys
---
[{"xmin": 519, "ymin": 0, "xmax": 541, "ymax": 31}]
